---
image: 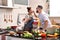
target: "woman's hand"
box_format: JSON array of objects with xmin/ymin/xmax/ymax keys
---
[
  {"xmin": 22, "ymin": 18, "xmax": 29, "ymax": 23},
  {"xmin": 33, "ymin": 11, "xmax": 38, "ymax": 17},
  {"xmin": 32, "ymin": 11, "xmax": 35, "ymax": 13}
]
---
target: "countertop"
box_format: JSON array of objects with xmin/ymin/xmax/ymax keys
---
[
  {"xmin": 6, "ymin": 35, "xmax": 60, "ymax": 40},
  {"xmin": 0, "ymin": 29, "xmax": 60, "ymax": 40}
]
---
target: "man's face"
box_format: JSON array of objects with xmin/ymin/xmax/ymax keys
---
[{"xmin": 36, "ymin": 7, "xmax": 42, "ymax": 13}]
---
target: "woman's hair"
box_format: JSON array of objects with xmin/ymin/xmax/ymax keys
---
[{"xmin": 27, "ymin": 7, "xmax": 31, "ymax": 12}]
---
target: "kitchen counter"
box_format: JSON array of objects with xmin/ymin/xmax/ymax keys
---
[
  {"xmin": 0, "ymin": 28, "xmax": 60, "ymax": 40},
  {"xmin": 0, "ymin": 32, "xmax": 60, "ymax": 40},
  {"xmin": 5, "ymin": 35, "xmax": 60, "ymax": 40},
  {"xmin": 0, "ymin": 32, "xmax": 8, "ymax": 35},
  {"xmin": 0, "ymin": 29, "xmax": 14, "ymax": 40}
]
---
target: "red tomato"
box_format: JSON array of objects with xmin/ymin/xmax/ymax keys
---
[
  {"xmin": 33, "ymin": 22, "xmax": 38, "ymax": 25},
  {"xmin": 41, "ymin": 33, "xmax": 46, "ymax": 38}
]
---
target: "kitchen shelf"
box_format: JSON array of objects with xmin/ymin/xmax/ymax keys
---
[{"xmin": 0, "ymin": 6, "xmax": 17, "ymax": 9}]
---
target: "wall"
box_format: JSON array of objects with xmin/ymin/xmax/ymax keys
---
[
  {"xmin": 49, "ymin": 17, "xmax": 60, "ymax": 23},
  {"xmin": 0, "ymin": 0, "xmax": 60, "ymax": 29},
  {"xmin": 29, "ymin": 0, "xmax": 60, "ymax": 23},
  {"xmin": 0, "ymin": 0, "xmax": 49, "ymax": 29},
  {"xmin": 0, "ymin": 4, "xmax": 28, "ymax": 29},
  {"xmin": 50, "ymin": 0, "xmax": 60, "ymax": 17},
  {"xmin": 29, "ymin": 0, "xmax": 46, "ymax": 12}
]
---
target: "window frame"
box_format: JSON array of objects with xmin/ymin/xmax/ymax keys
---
[{"xmin": 13, "ymin": 0, "xmax": 29, "ymax": 6}]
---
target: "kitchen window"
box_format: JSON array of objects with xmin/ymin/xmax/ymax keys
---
[{"xmin": 14, "ymin": 0, "xmax": 29, "ymax": 5}]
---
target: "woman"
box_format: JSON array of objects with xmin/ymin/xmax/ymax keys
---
[{"xmin": 23, "ymin": 7, "xmax": 37, "ymax": 32}]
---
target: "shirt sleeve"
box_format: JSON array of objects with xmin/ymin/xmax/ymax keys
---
[{"xmin": 42, "ymin": 14, "xmax": 49, "ymax": 21}]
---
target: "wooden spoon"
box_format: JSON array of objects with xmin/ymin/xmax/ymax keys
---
[
  {"xmin": 4, "ymin": 14, "xmax": 7, "ymax": 23},
  {"xmin": 6, "ymin": 14, "xmax": 8, "ymax": 23},
  {"xmin": 8, "ymin": 14, "xmax": 10, "ymax": 22},
  {"xmin": 11, "ymin": 14, "xmax": 13, "ymax": 23},
  {"xmin": 4, "ymin": 14, "xmax": 6, "ymax": 22}
]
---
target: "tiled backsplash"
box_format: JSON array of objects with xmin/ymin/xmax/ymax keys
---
[
  {"xmin": 0, "ymin": 4, "xmax": 28, "ymax": 28},
  {"xmin": 0, "ymin": 9, "xmax": 17, "ymax": 28}
]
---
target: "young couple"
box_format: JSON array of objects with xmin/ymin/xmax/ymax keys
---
[{"xmin": 23, "ymin": 5, "xmax": 52, "ymax": 32}]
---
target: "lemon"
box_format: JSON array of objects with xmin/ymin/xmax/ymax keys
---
[{"xmin": 54, "ymin": 33, "xmax": 58, "ymax": 36}]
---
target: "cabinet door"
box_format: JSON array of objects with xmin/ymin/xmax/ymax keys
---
[
  {"xmin": 0, "ymin": 0, "xmax": 13, "ymax": 7},
  {"xmin": 2, "ymin": 0, "xmax": 7, "ymax": 6},
  {"xmin": 0, "ymin": 0, "xmax": 2, "ymax": 5},
  {"xmin": 0, "ymin": 35, "xmax": 1, "ymax": 40}
]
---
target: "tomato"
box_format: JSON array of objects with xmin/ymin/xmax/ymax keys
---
[
  {"xmin": 41, "ymin": 33, "xmax": 46, "ymax": 38},
  {"xmin": 33, "ymin": 22, "xmax": 38, "ymax": 25}
]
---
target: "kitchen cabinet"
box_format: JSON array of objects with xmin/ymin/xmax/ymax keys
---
[
  {"xmin": 0, "ymin": 0, "xmax": 7, "ymax": 6},
  {"xmin": 7, "ymin": 0, "xmax": 13, "ymax": 7},
  {"xmin": 0, "ymin": 35, "xmax": 1, "ymax": 40},
  {"xmin": 0, "ymin": 0, "xmax": 14, "ymax": 8},
  {"xmin": 0, "ymin": 0, "xmax": 28, "ymax": 9},
  {"xmin": 0, "ymin": 0, "xmax": 2, "ymax": 5},
  {"xmin": 14, "ymin": 0, "xmax": 28, "ymax": 5},
  {"xmin": 0, "ymin": 35, "xmax": 5, "ymax": 40},
  {"xmin": 2, "ymin": 0, "xmax": 7, "ymax": 6}
]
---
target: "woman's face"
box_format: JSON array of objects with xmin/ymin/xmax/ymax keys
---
[{"xmin": 28, "ymin": 9, "xmax": 33, "ymax": 14}]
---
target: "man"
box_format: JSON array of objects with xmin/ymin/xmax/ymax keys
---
[{"xmin": 36, "ymin": 5, "xmax": 52, "ymax": 31}]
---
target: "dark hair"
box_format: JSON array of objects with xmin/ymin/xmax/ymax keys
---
[
  {"xmin": 37, "ymin": 5, "xmax": 43, "ymax": 9},
  {"xmin": 27, "ymin": 7, "xmax": 31, "ymax": 12}
]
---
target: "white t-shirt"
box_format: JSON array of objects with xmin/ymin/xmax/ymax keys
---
[{"xmin": 38, "ymin": 12, "xmax": 52, "ymax": 28}]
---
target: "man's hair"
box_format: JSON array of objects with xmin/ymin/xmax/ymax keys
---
[
  {"xmin": 27, "ymin": 7, "xmax": 31, "ymax": 12},
  {"xmin": 37, "ymin": 5, "xmax": 43, "ymax": 9}
]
